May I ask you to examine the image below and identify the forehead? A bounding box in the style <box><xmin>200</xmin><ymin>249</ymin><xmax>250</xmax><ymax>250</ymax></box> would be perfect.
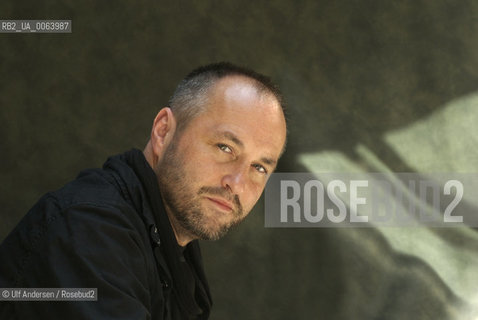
<box><xmin>191</xmin><ymin>76</ymin><xmax>287</xmax><ymax>157</ymax></box>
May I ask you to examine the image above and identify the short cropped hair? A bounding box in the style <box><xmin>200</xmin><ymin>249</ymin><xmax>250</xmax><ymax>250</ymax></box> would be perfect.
<box><xmin>168</xmin><ymin>62</ymin><xmax>286</xmax><ymax>133</ymax></box>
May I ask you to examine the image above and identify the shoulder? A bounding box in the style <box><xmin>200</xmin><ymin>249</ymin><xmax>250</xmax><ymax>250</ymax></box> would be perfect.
<box><xmin>22</xmin><ymin>167</ymin><xmax>146</xmax><ymax>245</ymax></box>
<box><xmin>54</xmin><ymin>167</ymin><xmax>129</xmax><ymax>210</ymax></box>
<box><xmin>0</xmin><ymin>167</ymin><xmax>155</xmax><ymax>287</ymax></box>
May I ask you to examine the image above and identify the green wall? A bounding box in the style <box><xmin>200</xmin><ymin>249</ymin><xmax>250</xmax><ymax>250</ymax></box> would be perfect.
<box><xmin>1</xmin><ymin>1</ymin><xmax>477</xmax><ymax>319</ymax></box>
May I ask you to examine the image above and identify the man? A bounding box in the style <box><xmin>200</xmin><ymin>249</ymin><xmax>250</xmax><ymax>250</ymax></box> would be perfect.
<box><xmin>0</xmin><ymin>62</ymin><xmax>287</xmax><ymax>319</ymax></box>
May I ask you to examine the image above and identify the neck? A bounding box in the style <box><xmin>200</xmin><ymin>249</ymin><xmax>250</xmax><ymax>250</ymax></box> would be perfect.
<box><xmin>163</xmin><ymin>204</ymin><xmax>196</xmax><ymax>247</ymax></box>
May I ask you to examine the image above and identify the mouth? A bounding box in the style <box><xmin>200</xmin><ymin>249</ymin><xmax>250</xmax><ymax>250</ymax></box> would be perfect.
<box><xmin>206</xmin><ymin>197</ymin><xmax>233</xmax><ymax>212</ymax></box>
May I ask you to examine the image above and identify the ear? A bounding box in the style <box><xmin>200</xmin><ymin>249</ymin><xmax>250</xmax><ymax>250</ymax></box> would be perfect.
<box><xmin>150</xmin><ymin>107</ymin><xmax>177</xmax><ymax>160</ymax></box>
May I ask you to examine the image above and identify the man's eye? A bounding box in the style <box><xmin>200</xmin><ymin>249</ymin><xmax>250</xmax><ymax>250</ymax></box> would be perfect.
<box><xmin>218</xmin><ymin>144</ymin><xmax>232</xmax><ymax>153</ymax></box>
<box><xmin>253</xmin><ymin>164</ymin><xmax>267</xmax><ymax>174</ymax></box>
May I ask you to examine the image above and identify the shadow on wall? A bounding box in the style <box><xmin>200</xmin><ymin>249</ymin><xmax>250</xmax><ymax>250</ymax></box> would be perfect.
<box><xmin>245</xmin><ymin>90</ymin><xmax>478</xmax><ymax>319</ymax></box>
<box><xmin>272</xmin><ymin>1</ymin><xmax>478</xmax><ymax>173</ymax></box>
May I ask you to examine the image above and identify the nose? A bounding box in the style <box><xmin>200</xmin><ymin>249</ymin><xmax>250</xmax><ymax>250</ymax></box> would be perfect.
<box><xmin>221</xmin><ymin>164</ymin><xmax>248</xmax><ymax>196</ymax></box>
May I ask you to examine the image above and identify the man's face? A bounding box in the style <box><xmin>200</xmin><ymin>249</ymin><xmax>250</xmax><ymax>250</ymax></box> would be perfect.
<box><xmin>156</xmin><ymin>76</ymin><xmax>286</xmax><ymax>241</ymax></box>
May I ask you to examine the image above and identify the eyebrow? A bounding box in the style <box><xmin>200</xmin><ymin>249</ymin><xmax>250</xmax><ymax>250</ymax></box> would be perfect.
<box><xmin>216</xmin><ymin>131</ymin><xmax>278</xmax><ymax>168</ymax></box>
<box><xmin>261</xmin><ymin>157</ymin><xmax>277</xmax><ymax>166</ymax></box>
<box><xmin>220</xmin><ymin>131</ymin><xmax>244</xmax><ymax>148</ymax></box>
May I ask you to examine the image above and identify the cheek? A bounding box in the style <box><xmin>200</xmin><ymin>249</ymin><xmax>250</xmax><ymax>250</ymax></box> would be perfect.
<box><xmin>176</xmin><ymin>139</ymin><xmax>213</xmax><ymax>179</ymax></box>
<box><xmin>243</xmin><ymin>184</ymin><xmax>266</xmax><ymax>210</ymax></box>
<box><xmin>181</xmin><ymin>154</ymin><xmax>223</xmax><ymax>187</ymax></box>
<box><xmin>180</xmin><ymin>147</ymin><xmax>229</xmax><ymax>185</ymax></box>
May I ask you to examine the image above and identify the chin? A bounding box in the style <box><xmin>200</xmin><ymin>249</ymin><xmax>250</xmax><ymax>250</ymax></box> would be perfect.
<box><xmin>198</xmin><ymin>220</ymin><xmax>231</xmax><ymax>241</ymax></box>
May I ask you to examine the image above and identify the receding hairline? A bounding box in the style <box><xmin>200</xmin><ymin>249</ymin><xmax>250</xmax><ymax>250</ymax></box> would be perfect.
<box><xmin>169</xmin><ymin>62</ymin><xmax>285</xmax><ymax>111</ymax></box>
<box><xmin>203</xmin><ymin>74</ymin><xmax>283</xmax><ymax>107</ymax></box>
<box><xmin>171</xmin><ymin>74</ymin><xmax>284</xmax><ymax>129</ymax></box>
<box><xmin>167</xmin><ymin>62</ymin><xmax>288</xmax><ymax>152</ymax></box>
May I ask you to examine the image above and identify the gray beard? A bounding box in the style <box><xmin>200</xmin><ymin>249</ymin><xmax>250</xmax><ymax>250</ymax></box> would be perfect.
<box><xmin>155</xmin><ymin>142</ymin><xmax>244</xmax><ymax>241</ymax></box>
